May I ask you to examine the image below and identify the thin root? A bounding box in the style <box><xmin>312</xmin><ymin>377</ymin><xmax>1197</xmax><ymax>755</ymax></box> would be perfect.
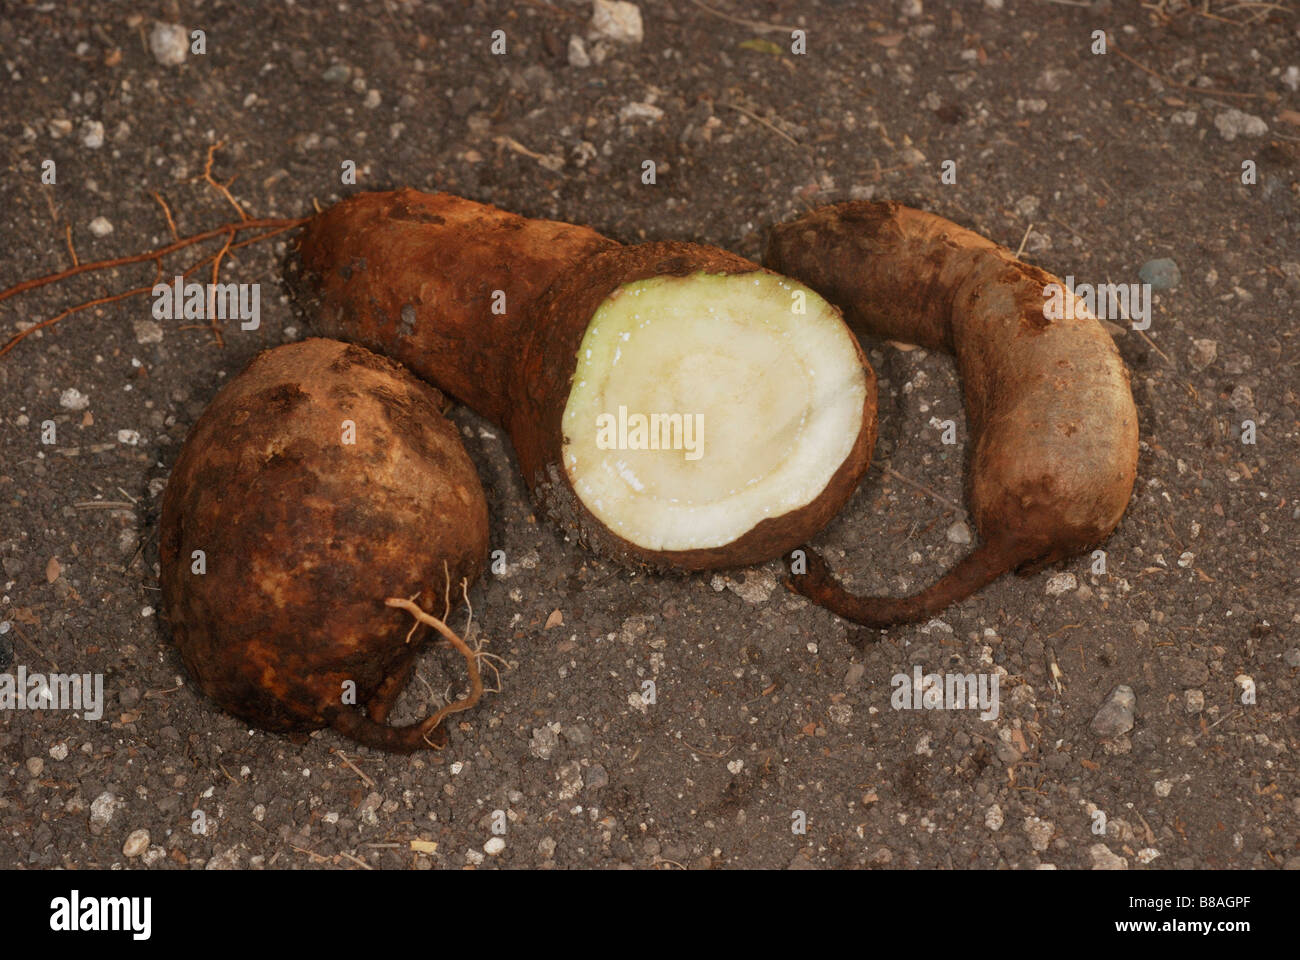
<box><xmin>151</xmin><ymin>190</ymin><xmax>180</xmax><ymax>241</ymax></box>
<box><xmin>201</xmin><ymin>141</ymin><xmax>249</xmax><ymax>221</ymax></box>
<box><xmin>385</xmin><ymin>595</ymin><xmax>487</xmax><ymax>745</ymax></box>
<box><xmin>0</xmin><ymin>220</ymin><xmax>302</xmax><ymax>360</ymax></box>
<box><xmin>0</xmin><ymin>216</ymin><xmax>305</xmax><ymax>307</ymax></box>
<box><xmin>207</xmin><ymin>230</ymin><xmax>236</xmax><ymax>347</ymax></box>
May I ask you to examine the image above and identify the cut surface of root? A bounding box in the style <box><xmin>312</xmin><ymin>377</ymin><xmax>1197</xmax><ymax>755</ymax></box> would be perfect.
<box><xmin>561</xmin><ymin>271</ymin><xmax>869</xmax><ymax>552</ymax></box>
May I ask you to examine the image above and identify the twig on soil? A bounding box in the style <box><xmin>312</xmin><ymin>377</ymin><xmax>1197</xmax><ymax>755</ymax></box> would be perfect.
<box><xmin>688</xmin><ymin>0</ymin><xmax>798</xmax><ymax>34</ymax></box>
<box><xmin>9</xmin><ymin>621</ymin><xmax>58</xmax><ymax>671</ymax></box>
<box><xmin>520</xmin><ymin>0</ymin><xmax>580</xmax><ymax>18</ymax></box>
<box><xmin>879</xmin><ymin>464</ymin><xmax>967</xmax><ymax>518</ymax></box>
<box><xmin>331</xmin><ymin>749</ymin><xmax>376</xmax><ymax>789</ymax></box>
<box><xmin>1112</xmin><ymin>46</ymin><xmax>1270</xmax><ymax>99</ymax></box>
<box><xmin>288</xmin><ymin>844</ymin><xmax>331</xmax><ymax>865</ymax></box>
<box><xmin>1136</xmin><ymin>327</ymin><xmax>1173</xmax><ymax>365</ymax></box>
<box><xmin>721</xmin><ymin>101</ymin><xmax>801</xmax><ymax>147</ymax></box>
<box><xmin>338</xmin><ymin>851</ymin><xmax>373</xmax><ymax>870</ymax></box>
<box><xmin>1015</xmin><ymin>222</ymin><xmax>1035</xmax><ymax>259</ymax></box>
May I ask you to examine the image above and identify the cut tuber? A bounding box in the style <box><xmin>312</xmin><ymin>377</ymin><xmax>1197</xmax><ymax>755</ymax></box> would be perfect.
<box><xmin>291</xmin><ymin>189</ymin><xmax>877</xmax><ymax>571</ymax></box>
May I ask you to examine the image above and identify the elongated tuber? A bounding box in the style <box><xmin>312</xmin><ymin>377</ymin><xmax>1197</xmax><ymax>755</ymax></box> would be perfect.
<box><xmin>766</xmin><ymin>201</ymin><xmax>1139</xmax><ymax>627</ymax></box>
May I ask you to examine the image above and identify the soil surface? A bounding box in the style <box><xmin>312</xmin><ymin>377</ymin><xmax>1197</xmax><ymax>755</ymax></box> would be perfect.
<box><xmin>1</xmin><ymin>1</ymin><xmax>1297</xmax><ymax>870</ymax></box>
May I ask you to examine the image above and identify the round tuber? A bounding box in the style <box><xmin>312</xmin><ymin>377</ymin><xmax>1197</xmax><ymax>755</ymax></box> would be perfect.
<box><xmin>159</xmin><ymin>338</ymin><xmax>490</xmax><ymax>751</ymax></box>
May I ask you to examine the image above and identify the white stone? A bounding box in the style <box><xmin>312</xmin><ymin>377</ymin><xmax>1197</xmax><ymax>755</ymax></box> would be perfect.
<box><xmin>568</xmin><ymin>36</ymin><xmax>591</xmax><ymax>68</ymax></box>
<box><xmin>589</xmin><ymin>1</ymin><xmax>643</xmax><ymax>45</ymax></box>
<box><xmin>60</xmin><ymin>388</ymin><xmax>90</xmax><ymax>410</ymax></box>
<box><xmin>81</xmin><ymin>120</ymin><xmax>104</xmax><ymax>149</ymax></box>
<box><xmin>1045</xmin><ymin>572</ymin><xmax>1077</xmax><ymax>596</ymax></box>
<box><xmin>1214</xmin><ymin>109</ymin><xmax>1267</xmax><ymax>141</ymax></box>
<box><xmin>123</xmin><ymin>829</ymin><xmax>150</xmax><ymax>858</ymax></box>
<box><xmin>150</xmin><ymin>22</ymin><xmax>189</xmax><ymax>66</ymax></box>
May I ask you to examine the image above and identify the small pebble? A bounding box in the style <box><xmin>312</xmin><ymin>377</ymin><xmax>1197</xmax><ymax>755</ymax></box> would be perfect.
<box><xmin>149</xmin><ymin>22</ymin><xmax>189</xmax><ymax>66</ymax></box>
<box><xmin>483</xmin><ymin>837</ymin><xmax>505</xmax><ymax>856</ymax></box>
<box><xmin>134</xmin><ymin>319</ymin><xmax>164</xmax><ymax>344</ymax></box>
<box><xmin>946</xmin><ymin>520</ymin><xmax>972</xmax><ymax>544</ymax></box>
<box><xmin>1045</xmin><ymin>572</ymin><xmax>1077</xmax><ymax>596</ymax></box>
<box><xmin>585</xmin><ymin>764</ymin><xmax>609</xmax><ymax>790</ymax></box>
<box><xmin>1090</xmin><ymin>844</ymin><xmax>1128</xmax><ymax>870</ymax></box>
<box><xmin>985</xmin><ymin>804</ymin><xmax>1004</xmax><ymax>830</ymax></box>
<box><xmin>89</xmin><ymin>791</ymin><xmax>119</xmax><ymax>830</ymax></box>
<box><xmin>60</xmin><ymin>388</ymin><xmax>90</xmax><ymax>410</ymax></box>
<box><xmin>89</xmin><ymin>216</ymin><xmax>113</xmax><ymax>238</ymax></box>
<box><xmin>26</xmin><ymin>757</ymin><xmax>44</xmax><ymax>777</ymax></box>
<box><xmin>619</xmin><ymin>101</ymin><xmax>664</xmax><ymax>124</ymax></box>
<box><xmin>567</xmin><ymin>36</ymin><xmax>591</xmax><ymax>68</ymax></box>
<box><xmin>1091</xmin><ymin>684</ymin><xmax>1136</xmax><ymax>739</ymax></box>
<box><xmin>1213</xmin><ymin>108</ymin><xmax>1267</xmax><ymax>141</ymax></box>
<box><xmin>589</xmin><ymin>0</ymin><xmax>643</xmax><ymax>44</ymax></box>
<box><xmin>1138</xmin><ymin>258</ymin><xmax>1180</xmax><ymax>290</ymax></box>
<box><xmin>123</xmin><ymin>829</ymin><xmax>150</xmax><ymax>858</ymax></box>
<box><xmin>1189</xmin><ymin>338</ymin><xmax>1217</xmax><ymax>370</ymax></box>
<box><xmin>80</xmin><ymin>120</ymin><xmax>104</xmax><ymax>149</ymax></box>
<box><xmin>1023</xmin><ymin>817</ymin><xmax>1054</xmax><ymax>852</ymax></box>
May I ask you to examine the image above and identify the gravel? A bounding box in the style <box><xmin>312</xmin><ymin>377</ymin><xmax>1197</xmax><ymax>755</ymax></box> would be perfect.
<box><xmin>1</xmin><ymin>0</ymin><xmax>1294</xmax><ymax>875</ymax></box>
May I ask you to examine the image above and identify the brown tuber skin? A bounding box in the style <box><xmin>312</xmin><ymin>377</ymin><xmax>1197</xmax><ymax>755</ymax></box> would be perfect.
<box><xmin>289</xmin><ymin>188</ymin><xmax>616</xmax><ymax>427</ymax></box>
<box><xmin>159</xmin><ymin>338</ymin><xmax>490</xmax><ymax>752</ymax></box>
<box><xmin>766</xmin><ymin>201</ymin><xmax>1139</xmax><ymax>627</ymax></box>
<box><xmin>292</xmin><ymin>189</ymin><xmax>877</xmax><ymax>572</ymax></box>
